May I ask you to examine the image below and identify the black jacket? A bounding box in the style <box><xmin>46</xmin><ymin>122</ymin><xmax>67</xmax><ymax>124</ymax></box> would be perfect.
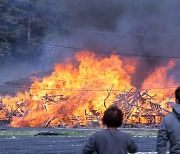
<box><xmin>157</xmin><ymin>104</ymin><xmax>180</xmax><ymax>154</ymax></box>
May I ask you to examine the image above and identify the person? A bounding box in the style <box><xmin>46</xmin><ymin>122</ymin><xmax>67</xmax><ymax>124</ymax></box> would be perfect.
<box><xmin>82</xmin><ymin>106</ymin><xmax>138</xmax><ymax>154</ymax></box>
<box><xmin>157</xmin><ymin>87</ymin><xmax>180</xmax><ymax>154</ymax></box>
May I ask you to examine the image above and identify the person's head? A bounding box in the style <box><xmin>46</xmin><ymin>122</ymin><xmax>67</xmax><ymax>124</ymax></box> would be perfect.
<box><xmin>175</xmin><ymin>87</ymin><xmax>180</xmax><ymax>104</ymax></box>
<box><xmin>102</xmin><ymin>105</ymin><xmax>123</xmax><ymax>128</ymax></box>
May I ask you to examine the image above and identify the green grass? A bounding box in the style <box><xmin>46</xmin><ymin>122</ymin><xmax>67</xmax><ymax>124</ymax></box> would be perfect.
<box><xmin>122</xmin><ymin>130</ymin><xmax>157</xmax><ymax>137</ymax></box>
<box><xmin>0</xmin><ymin>131</ymin><xmax>91</xmax><ymax>136</ymax></box>
<box><xmin>0</xmin><ymin>131</ymin><xmax>37</xmax><ymax>136</ymax></box>
<box><xmin>0</xmin><ymin>129</ymin><xmax>158</xmax><ymax>137</ymax></box>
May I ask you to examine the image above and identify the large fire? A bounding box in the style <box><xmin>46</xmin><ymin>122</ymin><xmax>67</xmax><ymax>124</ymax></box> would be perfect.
<box><xmin>0</xmin><ymin>51</ymin><xmax>178</xmax><ymax>127</ymax></box>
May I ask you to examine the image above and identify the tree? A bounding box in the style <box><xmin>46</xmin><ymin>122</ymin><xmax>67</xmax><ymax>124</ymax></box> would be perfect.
<box><xmin>0</xmin><ymin>0</ymin><xmax>63</xmax><ymax>63</ymax></box>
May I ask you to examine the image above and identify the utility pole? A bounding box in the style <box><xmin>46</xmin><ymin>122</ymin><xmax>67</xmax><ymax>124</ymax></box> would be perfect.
<box><xmin>28</xmin><ymin>14</ymin><xmax>31</xmax><ymax>42</ymax></box>
<box><xmin>27</xmin><ymin>14</ymin><xmax>31</xmax><ymax>73</ymax></box>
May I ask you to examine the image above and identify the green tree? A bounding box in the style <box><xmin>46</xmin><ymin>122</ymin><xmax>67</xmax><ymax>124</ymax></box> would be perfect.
<box><xmin>0</xmin><ymin>0</ymin><xmax>28</xmax><ymax>58</ymax></box>
<box><xmin>0</xmin><ymin>0</ymin><xmax>61</xmax><ymax>62</ymax></box>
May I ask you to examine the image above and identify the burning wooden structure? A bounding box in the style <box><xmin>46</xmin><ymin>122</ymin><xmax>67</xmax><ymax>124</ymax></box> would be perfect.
<box><xmin>112</xmin><ymin>89</ymin><xmax>173</xmax><ymax>125</ymax></box>
<box><xmin>0</xmin><ymin>88</ymin><xmax>174</xmax><ymax>127</ymax></box>
<box><xmin>63</xmin><ymin>88</ymin><xmax>174</xmax><ymax>127</ymax></box>
<box><xmin>0</xmin><ymin>51</ymin><xmax>177</xmax><ymax>127</ymax></box>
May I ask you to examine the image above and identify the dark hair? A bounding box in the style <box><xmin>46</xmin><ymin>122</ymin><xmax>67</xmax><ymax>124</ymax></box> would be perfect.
<box><xmin>175</xmin><ymin>87</ymin><xmax>180</xmax><ymax>104</ymax></box>
<box><xmin>102</xmin><ymin>106</ymin><xmax>123</xmax><ymax>128</ymax></box>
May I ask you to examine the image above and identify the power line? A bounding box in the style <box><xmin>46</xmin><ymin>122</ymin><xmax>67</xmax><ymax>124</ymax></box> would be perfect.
<box><xmin>1</xmin><ymin>78</ymin><xmax>180</xmax><ymax>87</ymax></box>
<box><xmin>2</xmin><ymin>17</ymin><xmax>180</xmax><ymax>37</ymax></box>
<box><xmin>29</xmin><ymin>24</ymin><xmax>180</xmax><ymax>36</ymax></box>
<box><xmin>0</xmin><ymin>85</ymin><xmax>178</xmax><ymax>91</ymax></box>
<box><xmin>3</xmin><ymin>35</ymin><xmax>180</xmax><ymax>59</ymax></box>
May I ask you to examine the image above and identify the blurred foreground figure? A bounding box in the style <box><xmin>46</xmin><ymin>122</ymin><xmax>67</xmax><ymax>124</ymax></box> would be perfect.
<box><xmin>82</xmin><ymin>106</ymin><xmax>138</xmax><ymax>154</ymax></box>
<box><xmin>157</xmin><ymin>87</ymin><xmax>180</xmax><ymax>154</ymax></box>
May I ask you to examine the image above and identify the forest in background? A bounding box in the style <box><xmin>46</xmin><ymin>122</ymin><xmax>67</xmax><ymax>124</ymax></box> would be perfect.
<box><xmin>0</xmin><ymin>0</ymin><xmax>61</xmax><ymax>62</ymax></box>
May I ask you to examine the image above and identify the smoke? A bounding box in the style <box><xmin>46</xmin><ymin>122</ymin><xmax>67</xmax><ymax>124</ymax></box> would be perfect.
<box><xmin>48</xmin><ymin>0</ymin><xmax>180</xmax><ymax>54</ymax></box>
<box><xmin>0</xmin><ymin>60</ymin><xmax>34</xmax><ymax>84</ymax></box>
<box><xmin>1</xmin><ymin>0</ymin><xmax>180</xmax><ymax>86</ymax></box>
<box><xmin>39</xmin><ymin>0</ymin><xmax>180</xmax><ymax>88</ymax></box>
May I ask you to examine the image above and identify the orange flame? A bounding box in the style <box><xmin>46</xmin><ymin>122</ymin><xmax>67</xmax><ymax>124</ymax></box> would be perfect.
<box><xmin>0</xmin><ymin>51</ymin><xmax>178</xmax><ymax>127</ymax></box>
<box><xmin>142</xmin><ymin>60</ymin><xmax>177</xmax><ymax>107</ymax></box>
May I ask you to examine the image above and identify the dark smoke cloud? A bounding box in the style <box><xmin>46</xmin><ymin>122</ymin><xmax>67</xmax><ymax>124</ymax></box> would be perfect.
<box><xmin>40</xmin><ymin>0</ymin><xmax>180</xmax><ymax>88</ymax></box>
<box><xmin>52</xmin><ymin>0</ymin><xmax>180</xmax><ymax>54</ymax></box>
<box><xmin>2</xmin><ymin>0</ymin><xmax>180</xmax><ymax>86</ymax></box>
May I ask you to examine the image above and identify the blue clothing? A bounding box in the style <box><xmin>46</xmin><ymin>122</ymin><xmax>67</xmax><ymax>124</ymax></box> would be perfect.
<box><xmin>82</xmin><ymin>129</ymin><xmax>138</xmax><ymax>154</ymax></box>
